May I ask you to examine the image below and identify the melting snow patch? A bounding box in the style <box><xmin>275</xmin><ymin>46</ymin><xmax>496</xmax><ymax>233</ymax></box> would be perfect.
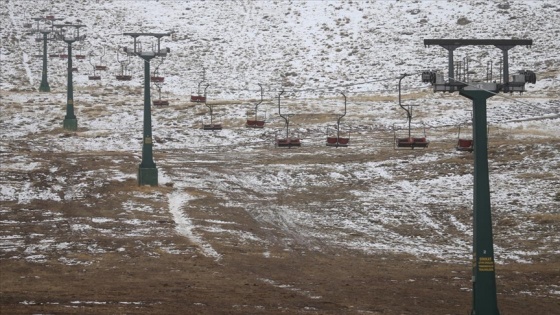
<box><xmin>168</xmin><ymin>189</ymin><xmax>222</xmax><ymax>260</ymax></box>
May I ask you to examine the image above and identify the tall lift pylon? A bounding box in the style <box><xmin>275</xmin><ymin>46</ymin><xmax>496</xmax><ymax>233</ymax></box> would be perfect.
<box><xmin>423</xmin><ymin>38</ymin><xmax>536</xmax><ymax>315</ymax></box>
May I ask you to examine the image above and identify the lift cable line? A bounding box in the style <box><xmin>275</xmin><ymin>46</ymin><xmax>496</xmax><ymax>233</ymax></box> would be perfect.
<box><xmin>204</xmin><ymin>75</ymin><xmax>405</xmax><ymax>94</ymax></box>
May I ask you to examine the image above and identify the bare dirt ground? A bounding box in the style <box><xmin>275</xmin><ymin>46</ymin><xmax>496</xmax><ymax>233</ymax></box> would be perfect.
<box><xmin>1</xmin><ymin>89</ymin><xmax>559</xmax><ymax>314</ymax></box>
<box><xmin>1</xmin><ymin>144</ymin><xmax>559</xmax><ymax>314</ymax></box>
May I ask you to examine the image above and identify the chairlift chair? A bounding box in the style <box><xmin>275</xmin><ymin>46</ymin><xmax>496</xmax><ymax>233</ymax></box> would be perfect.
<box><xmin>394</xmin><ymin>73</ymin><xmax>429</xmax><ymax>149</ymax></box>
<box><xmin>115</xmin><ymin>47</ymin><xmax>132</xmax><ymax>81</ymax></box>
<box><xmin>191</xmin><ymin>68</ymin><xmax>207</xmax><ymax>102</ymax></box>
<box><xmin>201</xmin><ymin>85</ymin><xmax>222</xmax><ymax>130</ymax></box>
<box><xmin>75</xmin><ymin>45</ymin><xmax>86</xmax><ymax>60</ymax></box>
<box><xmin>275</xmin><ymin>90</ymin><xmax>301</xmax><ymax>147</ymax></box>
<box><xmin>152</xmin><ymin>82</ymin><xmax>169</xmax><ymax>107</ymax></box>
<box><xmin>456</xmin><ymin>112</ymin><xmax>474</xmax><ymax>152</ymax></box>
<box><xmin>326</xmin><ymin>92</ymin><xmax>350</xmax><ymax>147</ymax></box>
<box><xmin>394</xmin><ymin>122</ymin><xmax>429</xmax><ymax>149</ymax></box>
<box><xmin>87</xmin><ymin>53</ymin><xmax>101</xmax><ymax>80</ymax></box>
<box><xmin>246</xmin><ymin>83</ymin><xmax>266</xmax><ymax>128</ymax></box>
<box><xmin>190</xmin><ymin>80</ymin><xmax>207</xmax><ymax>102</ymax></box>
<box><xmin>150</xmin><ymin>57</ymin><xmax>164</xmax><ymax>82</ymax></box>
<box><xmin>94</xmin><ymin>47</ymin><xmax>107</xmax><ymax>71</ymax></box>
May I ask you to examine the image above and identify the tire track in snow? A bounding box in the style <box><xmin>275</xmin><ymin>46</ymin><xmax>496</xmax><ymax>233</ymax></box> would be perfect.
<box><xmin>168</xmin><ymin>189</ymin><xmax>222</xmax><ymax>261</ymax></box>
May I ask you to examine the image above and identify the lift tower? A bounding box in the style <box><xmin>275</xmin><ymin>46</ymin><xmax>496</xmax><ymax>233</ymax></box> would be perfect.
<box><xmin>29</xmin><ymin>16</ymin><xmax>63</xmax><ymax>92</ymax></box>
<box><xmin>53</xmin><ymin>23</ymin><xmax>86</xmax><ymax>131</ymax></box>
<box><xmin>123</xmin><ymin>32</ymin><xmax>172</xmax><ymax>186</ymax></box>
<box><xmin>422</xmin><ymin>39</ymin><xmax>535</xmax><ymax>315</ymax></box>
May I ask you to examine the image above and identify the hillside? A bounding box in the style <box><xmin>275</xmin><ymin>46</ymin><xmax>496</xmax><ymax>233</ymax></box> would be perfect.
<box><xmin>1</xmin><ymin>0</ymin><xmax>559</xmax><ymax>314</ymax></box>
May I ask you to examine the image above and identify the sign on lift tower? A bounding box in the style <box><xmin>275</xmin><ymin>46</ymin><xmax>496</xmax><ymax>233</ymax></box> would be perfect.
<box><xmin>422</xmin><ymin>39</ymin><xmax>536</xmax><ymax>315</ymax></box>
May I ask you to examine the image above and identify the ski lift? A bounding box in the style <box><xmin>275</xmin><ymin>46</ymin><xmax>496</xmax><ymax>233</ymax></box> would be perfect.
<box><xmin>191</xmin><ymin>80</ymin><xmax>207</xmax><ymax>103</ymax></box>
<box><xmin>275</xmin><ymin>90</ymin><xmax>301</xmax><ymax>147</ymax></box>
<box><xmin>394</xmin><ymin>73</ymin><xmax>429</xmax><ymax>149</ymax></box>
<box><xmin>75</xmin><ymin>44</ymin><xmax>86</xmax><ymax>60</ymax></box>
<box><xmin>150</xmin><ymin>58</ymin><xmax>164</xmax><ymax>82</ymax></box>
<box><xmin>201</xmin><ymin>85</ymin><xmax>222</xmax><ymax>130</ymax></box>
<box><xmin>87</xmin><ymin>53</ymin><xmax>101</xmax><ymax>80</ymax></box>
<box><xmin>93</xmin><ymin>47</ymin><xmax>107</xmax><ymax>71</ymax></box>
<box><xmin>456</xmin><ymin>111</ymin><xmax>474</xmax><ymax>152</ymax></box>
<box><xmin>115</xmin><ymin>47</ymin><xmax>132</xmax><ymax>81</ymax></box>
<box><xmin>326</xmin><ymin>92</ymin><xmax>350</xmax><ymax>147</ymax></box>
<box><xmin>246</xmin><ymin>83</ymin><xmax>266</xmax><ymax>128</ymax></box>
<box><xmin>32</xmin><ymin>43</ymin><xmax>43</xmax><ymax>58</ymax></box>
<box><xmin>191</xmin><ymin>68</ymin><xmax>207</xmax><ymax>102</ymax></box>
<box><xmin>152</xmin><ymin>81</ymin><xmax>169</xmax><ymax>107</ymax></box>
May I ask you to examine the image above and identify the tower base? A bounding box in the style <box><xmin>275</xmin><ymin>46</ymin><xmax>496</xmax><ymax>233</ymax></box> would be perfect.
<box><xmin>138</xmin><ymin>166</ymin><xmax>158</xmax><ymax>186</ymax></box>
<box><xmin>63</xmin><ymin>118</ymin><xmax>77</xmax><ymax>131</ymax></box>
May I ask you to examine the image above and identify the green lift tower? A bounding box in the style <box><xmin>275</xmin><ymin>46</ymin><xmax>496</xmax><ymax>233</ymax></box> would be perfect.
<box><xmin>53</xmin><ymin>23</ymin><xmax>87</xmax><ymax>131</ymax></box>
<box><xmin>422</xmin><ymin>39</ymin><xmax>536</xmax><ymax>315</ymax></box>
<box><xmin>123</xmin><ymin>32</ymin><xmax>172</xmax><ymax>186</ymax></box>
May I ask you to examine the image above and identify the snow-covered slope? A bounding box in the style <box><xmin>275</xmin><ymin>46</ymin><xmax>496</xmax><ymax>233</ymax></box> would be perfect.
<box><xmin>2</xmin><ymin>0</ymin><xmax>559</xmax><ymax>99</ymax></box>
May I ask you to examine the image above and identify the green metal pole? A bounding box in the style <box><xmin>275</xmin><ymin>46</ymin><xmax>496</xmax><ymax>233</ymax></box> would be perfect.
<box><xmin>39</xmin><ymin>32</ymin><xmax>50</xmax><ymax>92</ymax></box>
<box><xmin>460</xmin><ymin>89</ymin><xmax>500</xmax><ymax>315</ymax></box>
<box><xmin>138</xmin><ymin>54</ymin><xmax>158</xmax><ymax>186</ymax></box>
<box><xmin>63</xmin><ymin>40</ymin><xmax>77</xmax><ymax>131</ymax></box>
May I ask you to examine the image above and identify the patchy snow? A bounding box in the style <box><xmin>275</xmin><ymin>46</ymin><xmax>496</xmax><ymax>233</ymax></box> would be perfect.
<box><xmin>168</xmin><ymin>189</ymin><xmax>222</xmax><ymax>261</ymax></box>
<box><xmin>0</xmin><ymin>0</ymin><xmax>558</xmax><ymax>290</ymax></box>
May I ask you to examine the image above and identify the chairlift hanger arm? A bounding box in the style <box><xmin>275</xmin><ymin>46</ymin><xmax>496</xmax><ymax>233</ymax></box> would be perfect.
<box><xmin>338</xmin><ymin>92</ymin><xmax>347</xmax><ymax>124</ymax></box>
<box><xmin>398</xmin><ymin>73</ymin><xmax>412</xmax><ymax>120</ymax></box>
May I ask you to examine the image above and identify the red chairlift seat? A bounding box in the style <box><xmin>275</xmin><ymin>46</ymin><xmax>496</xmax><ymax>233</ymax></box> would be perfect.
<box><xmin>46</xmin><ymin>15</ymin><xmax>55</xmax><ymax>20</ymax></box>
<box><xmin>49</xmin><ymin>53</ymin><xmax>59</xmax><ymax>58</ymax></box>
<box><xmin>203</xmin><ymin>123</ymin><xmax>222</xmax><ymax>131</ymax></box>
<box><xmin>326</xmin><ymin>137</ymin><xmax>338</xmax><ymax>145</ymax></box>
<box><xmin>151</xmin><ymin>76</ymin><xmax>164</xmax><ymax>83</ymax></box>
<box><xmin>153</xmin><ymin>100</ymin><xmax>170</xmax><ymax>107</ymax></box>
<box><xmin>276</xmin><ymin>138</ymin><xmax>301</xmax><ymax>147</ymax></box>
<box><xmin>456</xmin><ymin>139</ymin><xmax>473</xmax><ymax>152</ymax></box>
<box><xmin>88</xmin><ymin>75</ymin><xmax>101</xmax><ymax>80</ymax></box>
<box><xmin>326</xmin><ymin>136</ymin><xmax>350</xmax><ymax>147</ymax></box>
<box><xmin>246</xmin><ymin>119</ymin><xmax>265</xmax><ymax>128</ymax></box>
<box><xmin>95</xmin><ymin>65</ymin><xmax>107</xmax><ymax>71</ymax></box>
<box><xmin>190</xmin><ymin>95</ymin><xmax>206</xmax><ymax>103</ymax></box>
<box><xmin>59</xmin><ymin>54</ymin><xmax>68</xmax><ymax>59</ymax></box>
<box><xmin>75</xmin><ymin>54</ymin><xmax>86</xmax><ymax>60</ymax></box>
<box><xmin>116</xmin><ymin>75</ymin><xmax>132</xmax><ymax>81</ymax></box>
<box><xmin>338</xmin><ymin>137</ymin><xmax>350</xmax><ymax>145</ymax></box>
<box><xmin>397</xmin><ymin>137</ymin><xmax>429</xmax><ymax>148</ymax></box>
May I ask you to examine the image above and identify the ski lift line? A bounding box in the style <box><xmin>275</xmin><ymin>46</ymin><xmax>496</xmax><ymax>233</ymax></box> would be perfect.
<box><xmin>195</xmin><ymin>76</ymin><xmax>404</xmax><ymax>95</ymax></box>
